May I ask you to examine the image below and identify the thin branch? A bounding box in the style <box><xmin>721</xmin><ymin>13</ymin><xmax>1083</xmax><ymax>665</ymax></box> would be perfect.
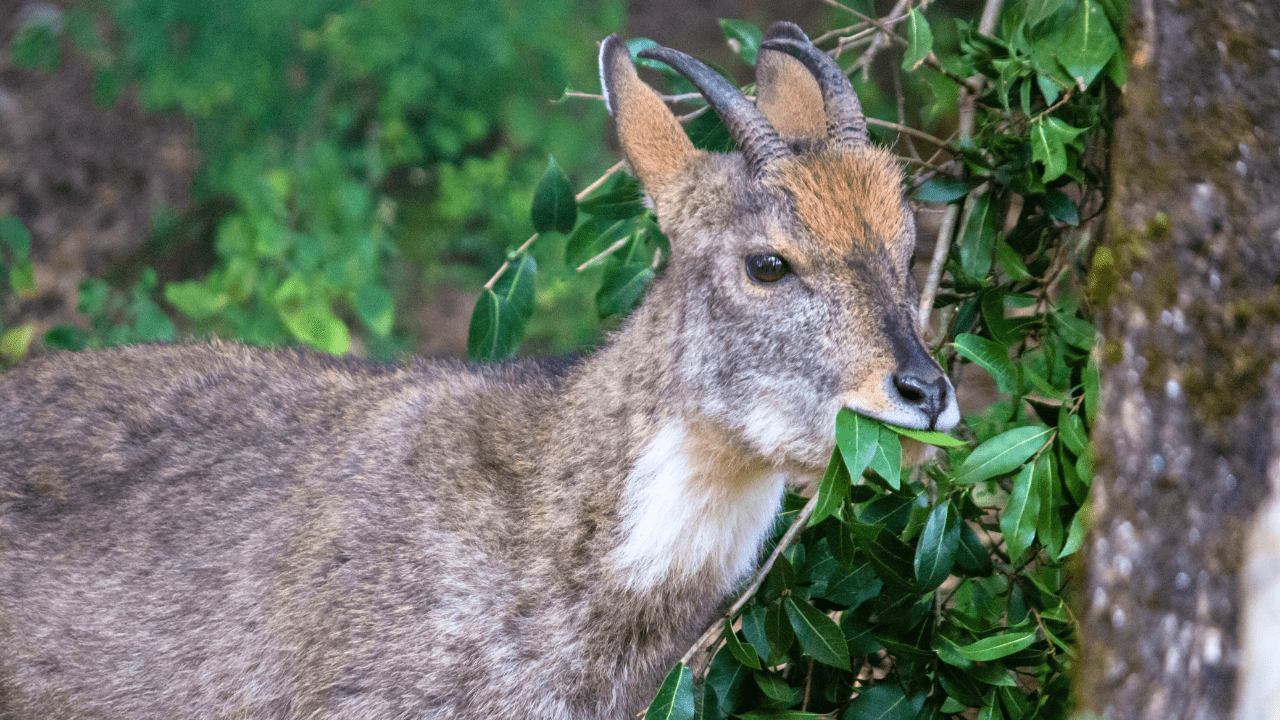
<box><xmin>678</xmin><ymin>492</ymin><xmax>821</xmax><ymax>667</ymax></box>
<box><xmin>918</xmin><ymin>41</ymin><xmax>986</xmax><ymax>335</ymax></box>
<box><xmin>576</xmin><ymin>235</ymin><xmax>631</xmax><ymax>273</ymax></box>
<box><xmin>864</xmin><ymin>117</ymin><xmax>952</xmax><ymax>150</ymax></box>
<box><xmin>891</xmin><ymin>62</ymin><xmax>919</xmax><ymax>161</ymax></box>
<box><xmin>483</xmin><ymin>160</ymin><xmax>626</xmax><ymax>290</ymax></box>
<box><xmin>564</xmin><ymin>91</ymin><xmax>706</xmax><ymax>104</ymax></box>
<box><xmin>918</xmin><ymin>197</ymin><xmax>963</xmax><ymax>326</ymax></box>
<box><xmin>812</xmin><ymin>22</ymin><xmax>871</xmax><ymax>46</ymax></box>
<box><xmin>978</xmin><ymin>0</ymin><xmax>1005</xmax><ymax>35</ymax></box>
<box><xmin>852</xmin><ymin>0</ymin><xmax>914</xmax><ymax>76</ymax></box>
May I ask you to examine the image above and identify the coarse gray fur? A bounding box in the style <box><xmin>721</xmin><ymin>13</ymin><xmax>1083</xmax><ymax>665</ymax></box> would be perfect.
<box><xmin>0</xmin><ymin>24</ymin><xmax>958</xmax><ymax>720</ymax></box>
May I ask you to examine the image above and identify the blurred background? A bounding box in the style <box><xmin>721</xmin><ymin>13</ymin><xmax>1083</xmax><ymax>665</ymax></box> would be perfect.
<box><xmin>0</xmin><ymin>0</ymin><xmax>975</xmax><ymax>362</ymax></box>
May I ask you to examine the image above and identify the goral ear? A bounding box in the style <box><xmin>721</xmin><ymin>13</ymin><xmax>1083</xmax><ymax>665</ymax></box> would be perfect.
<box><xmin>755</xmin><ymin>22</ymin><xmax>826</xmax><ymax>144</ymax></box>
<box><xmin>598</xmin><ymin>35</ymin><xmax>699</xmax><ymax>198</ymax></box>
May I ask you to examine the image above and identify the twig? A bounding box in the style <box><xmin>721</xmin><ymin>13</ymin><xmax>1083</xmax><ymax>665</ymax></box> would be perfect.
<box><xmin>1032</xmin><ymin>87</ymin><xmax>1075</xmax><ymax>121</ymax></box>
<box><xmin>852</xmin><ymin>0</ymin><xmax>914</xmax><ymax>76</ymax></box>
<box><xmin>978</xmin><ymin>0</ymin><xmax>1005</xmax><ymax>35</ymax></box>
<box><xmin>864</xmin><ymin>118</ymin><xmax>952</xmax><ymax>150</ymax></box>
<box><xmin>678</xmin><ymin>492</ymin><xmax>821</xmax><ymax>667</ymax></box>
<box><xmin>564</xmin><ymin>91</ymin><xmax>706</xmax><ymax>104</ymax></box>
<box><xmin>812</xmin><ymin>22</ymin><xmax>871</xmax><ymax>46</ymax></box>
<box><xmin>576</xmin><ymin>236</ymin><xmax>631</xmax><ymax>273</ymax></box>
<box><xmin>917</xmin><ymin>197</ymin><xmax>963</xmax><ymax>327</ymax></box>
<box><xmin>482</xmin><ymin>160</ymin><xmax>625</xmax><ymax>290</ymax></box>
<box><xmin>891</xmin><ymin>63</ymin><xmax>919</xmax><ymax>161</ymax></box>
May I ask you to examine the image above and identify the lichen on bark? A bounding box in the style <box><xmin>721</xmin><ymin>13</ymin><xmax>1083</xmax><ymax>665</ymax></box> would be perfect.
<box><xmin>1079</xmin><ymin>0</ymin><xmax>1280</xmax><ymax>717</ymax></box>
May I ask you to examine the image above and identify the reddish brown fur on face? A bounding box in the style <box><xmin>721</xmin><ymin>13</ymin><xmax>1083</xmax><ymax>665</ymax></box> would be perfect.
<box><xmin>775</xmin><ymin>147</ymin><xmax>908</xmax><ymax>254</ymax></box>
<box><xmin>755</xmin><ymin>50</ymin><xmax>826</xmax><ymax>142</ymax></box>
<box><xmin>602</xmin><ymin>40</ymin><xmax>699</xmax><ymax>194</ymax></box>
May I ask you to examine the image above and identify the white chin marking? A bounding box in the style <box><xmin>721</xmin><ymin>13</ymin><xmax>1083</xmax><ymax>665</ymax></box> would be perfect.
<box><xmin>609</xmin><ymin>422</ymin><xmax>786</xmax><ymax>593</ymax></box>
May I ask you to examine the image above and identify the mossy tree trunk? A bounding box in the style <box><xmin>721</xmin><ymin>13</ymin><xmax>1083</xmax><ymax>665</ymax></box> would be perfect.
<box><xmin>1079</xmin><ymin>0</ymin><xmax>1280</xmax><ymax>716</ymax></box>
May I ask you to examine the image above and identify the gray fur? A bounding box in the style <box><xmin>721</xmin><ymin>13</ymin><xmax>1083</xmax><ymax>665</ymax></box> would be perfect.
<box><xmin>0</xmin><ymin>32</ymin><xmax>957</xmax><ymax>720</ymax></box>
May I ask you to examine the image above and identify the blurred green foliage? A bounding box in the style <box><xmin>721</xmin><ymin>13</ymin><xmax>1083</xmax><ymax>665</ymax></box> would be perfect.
<box><xmin>22</xmin><ymin>0</ymin><xmax>619</xmax><ymax>357</ymax></box>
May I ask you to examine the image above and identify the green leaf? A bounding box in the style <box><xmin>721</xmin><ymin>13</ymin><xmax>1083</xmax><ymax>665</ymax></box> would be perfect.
<box><xmin>954</xmin><ymin>517</ymin><xmax>995</xmax><ymax>576</ymax></box>
<box><xmin>1037</xmin><ymin>453</ymin><xmax>1065</xmax><ymax>558</ymax></box>
<box><xmin>753</xmin><ymin>672</ymin><xmax>801</xmax><ymax>704</ymax></box>
<box><xmin>1058</xmin><ymin>507</ymin><xmax>1088</xmax><ymax>559</ymax></box>
<box><xmin>932</xmin><ymin>632</ymin><xmax>972</xmax><ymax>668</ymax></box>
<box><xmin>467</xmin><ymin>254</ymin><xmax>537</xmax><ymax>362</ymax></box>
<box><xmin>1058</xmin><ymin>443</ymin><xmax>1087</xmax><ymax>504</ymax></box>
<box><xmin>784</xmin><ymin>596</ymin><xmax>852</xmax><ymax>670</ymax></box>
<box><xmin>913</xmin><ymin>177</ymin><xmax>970</xmax><ymax>203</ymax></box>
<box><xmin>960</xmin><ymin>192</ymin><xmax>997</xmax><ymax>280</ymax></box>
<box><xmin>1055</xmin><ymin>313</ymin><xmax>1095</xmax><ymax>350</ymax></box>
<box><xmin>0</xmin><ymin>216</ymin><xmax>34</xmax><ymax>293</ymax></box>
<box><xmin>719</xmin><ymin>19</ymin><xmax>762</xmax><ymax>65</ymax></box>
<box><xmin>596</xmin><ymin>260</ymin><xmax>653</xmax><ymax>317</ymax></box>
<box><xmin>763</xmin><ymin>601</ymin><xmax>795</xmax><ymax>665</ymax></box>
<box><xmin>579</xmin><ymin>173</ymin><xmax>646</xmax><ymax>220</ymax></box>
<box><xmin>914</xmin><ymin>502</ymin><xmax>961</xmax><ymax>590</ymax></box>
<box><xmin>647</xmin><ymin>664</ymin><xmax>696</xmax><ymax>720</ymax></box>
<box><xmin>1054</xmin><ymin>0</ymin><xmax>1120</xmax><ymax>90</ymax></box>
<box><xmin>44</xmin><ymin>324</ymin><xmax>88</xmax><ymax>351</ymax></box>
<box><xmin>995</xmin><ymin>241</ymin><xmax>1032</xmax><ymax>281</ymax></box>
<box><xmin>0</xmin><ymin>216</ymin><xmax>31</xmax><ymax>260</ymax></box>
<box><xmin>836</xmin><ymin>409</ymin><xmax>880</xmax><ymax>479</ymax></box>
<box><xmin>1084</xmin><ymin>355</ymin><xmax>1100</xmax><ymax>423</ymax></box>
<box><xmin>741</xmin><ymin>604</ymin><xmax>771</xmax><ymax>663</ymax></box>
<box><xmin>273</xmin><ymin>275</ymin><xmax>349</xmax><ymax>354</ymax></box>
<box><xmin>812</xmin><ymin>449</ymin><xmax>852</xmax><ymax>526</ymax></box>
<box><xmin>0</xmin><ymin>323</ymin><xmax>34</xmax><ymax>361</ymax></box>
<box><xmin>885</xmin><ymin>423</ymin><xmax>966</xmax><ymax>447</ymax></box>
<box><xmin>165</xmin><ymin>281</ymin><xmax>227</xmax><ymax>321</ymax></box>
<box><xmin>706</xmin><ymin>647</ymin><xmax>748</xmax><ymax>715</ymax></box>
<box><xmin>531</xmin><ymin>156</ymin><xmax>577</xmax><ymax>234</ymax></box>
<box><xmin>824</xmin><ymin>560</ymin><xmax>883</xmax><ymax>609</ymax></box>
<box><xmin>1058</xmin><ymin>411</ymin><xmax>1087</xmax><ymax>456</ymax></box>
<box><xmin>847</xmin><ymin>522</ymin><xmax>917</xmax><ymax>590</ymax></box>
<box><xmin>1042</xmin><ymin>188</ymin><xmax>1080</xmax><ymax>226</ymax></box>
<box><xmin>355</xmin><ymin>285</ymin><xmax>394</xmax><ymax>336</ymax></box>
<box><xmin>956</xmin><ymin>631</ymin><xmax>1037</xmax><ymax>661</ymax></box>
<box><xmin>841</xmin><ymin>685</ymin><xmax>926</xmax><ymax>720</ymax></box>
<box><xmin>1025</xmin><ymin>0</ymin><xmax>1065</xmax><ymax>26</ymax></box>
<box><xmin>737</xmin><ymin>712</ymin><xmax>823</xmax><ymax>720</ymax></box>
<box><xmin>566</xmin><ymin>217</ymin><xmax>636</xmax><ymax>269</ymax></box>
<box><xmin>869</xmin><ymin>426</ymin><xmax>904</xmax><ymax>489</ymax></box>
<box><xmin>955</xmin><ymin>426</ymin><xmax>1052</xmax><ymax>485</ymax></box>
<box><xmin>723</xmin><ymin>619</ymin><xmax>761</xmax><ymax>670</ymax></box>
<box><xmin>901</xmin><ymin>8</ymin><xmax>934</xmax><ymax>70</ymax></box>
<box><xmin>1030</xmin><ymin>117</ymin><xmax>1083</xmax><ymax>182</ymax></box>
<box><xmin>695</xmin><ymin>684</ymin><xmax>722</xmax><ymax>720</ymax></box>
<box><xmin>1000</xmin><ymin>457</ymin><xmax>1046</xmax><ymax>562</ymax></box>
<box><xmin>953</xmin><ymin>333</ymin><xmax>1016</xmax><ymax>395</ymax></box>
<box><xmin>976</xmin><ymin>692</ymin><xmax>1000</xmax><ymax>720</ymax></box>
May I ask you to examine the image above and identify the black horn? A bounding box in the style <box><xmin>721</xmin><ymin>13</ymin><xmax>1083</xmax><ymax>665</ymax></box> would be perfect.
<box><xmin>638</xmin><ymin>46</ymin><xmax>792</xmax><ymax>178</ymax></box>
<box><xmin>759</xmin><ymin>30</ymin><xmax>870</xmax><ymax>148</ymax></box>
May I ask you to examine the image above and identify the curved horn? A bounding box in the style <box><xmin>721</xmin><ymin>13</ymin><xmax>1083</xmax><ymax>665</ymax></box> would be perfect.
<box><xmin>758</xmin><ymin>34</ymin><xmax>870</xmax><ymax>148</ymax></box>
<box><xmin>637</xmin><ymin>46</ymin><xmax>791</xmax><ymax>178</ymax></box>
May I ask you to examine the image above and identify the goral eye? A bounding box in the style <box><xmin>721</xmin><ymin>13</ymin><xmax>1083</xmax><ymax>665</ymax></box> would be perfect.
<box><xmin>745</xmin><ymin>253</ymin><xmax>791</xmax><ymax>283</ymax></box>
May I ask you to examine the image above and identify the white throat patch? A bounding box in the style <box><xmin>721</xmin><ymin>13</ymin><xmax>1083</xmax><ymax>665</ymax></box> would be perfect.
<box><xmin>609</xmin><ymin>421</ymin><xmax>786</xmax><ymax>593</ymax></box>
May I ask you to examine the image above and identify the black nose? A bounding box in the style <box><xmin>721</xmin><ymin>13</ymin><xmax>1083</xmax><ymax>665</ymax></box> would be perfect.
<box><xmin>892</xmin><ymin>371</ymin><xmax>949</xmax><ymax>427</ymax></box>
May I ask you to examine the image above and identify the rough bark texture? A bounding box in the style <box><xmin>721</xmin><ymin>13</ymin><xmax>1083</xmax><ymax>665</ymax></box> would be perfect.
<box><xmin>1080</xmin><ymin>0</ymin><xmax>1280</xmax><ymax>717</ymax></box>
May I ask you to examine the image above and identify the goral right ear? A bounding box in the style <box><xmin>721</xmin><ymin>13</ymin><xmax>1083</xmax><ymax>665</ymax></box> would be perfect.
<box><xmin>598</xmin><ymin>35</ymin><xmax>699</xmax><ymax>199</ymax></box>
<box><xmin>755</xmin><ymin>22</ymin><xmax>826</xmax><ymax>145</ymax></box>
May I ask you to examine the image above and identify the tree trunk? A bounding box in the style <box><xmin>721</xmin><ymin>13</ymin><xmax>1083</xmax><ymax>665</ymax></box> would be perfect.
<box><xmin>1079</xmin><ymin>0</ymin><xmax>1280</xmax><ymax>717</ymax></box>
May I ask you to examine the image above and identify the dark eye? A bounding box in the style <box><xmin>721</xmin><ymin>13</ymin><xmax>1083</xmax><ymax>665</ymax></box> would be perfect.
<box><xmin>745</xmin><ymin>253</ymin><xmax>791</xmax><ymax>283</ymax></box>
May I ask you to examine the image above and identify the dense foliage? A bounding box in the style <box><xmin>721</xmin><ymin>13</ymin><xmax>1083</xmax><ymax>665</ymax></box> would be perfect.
<box><xmin>6</xmin><ymin>0</ymin><xmax>1121</xmax><ymax>717</ymax></box>
<box><xmin>475</xmin><ymin>3</ymin><xmax>1119</xmax><ymax>718</ymax></box>
<box><xmin>8</xmin><ymin>0</ymin><xmax>618</xmax><ymax>359</ymax></box>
